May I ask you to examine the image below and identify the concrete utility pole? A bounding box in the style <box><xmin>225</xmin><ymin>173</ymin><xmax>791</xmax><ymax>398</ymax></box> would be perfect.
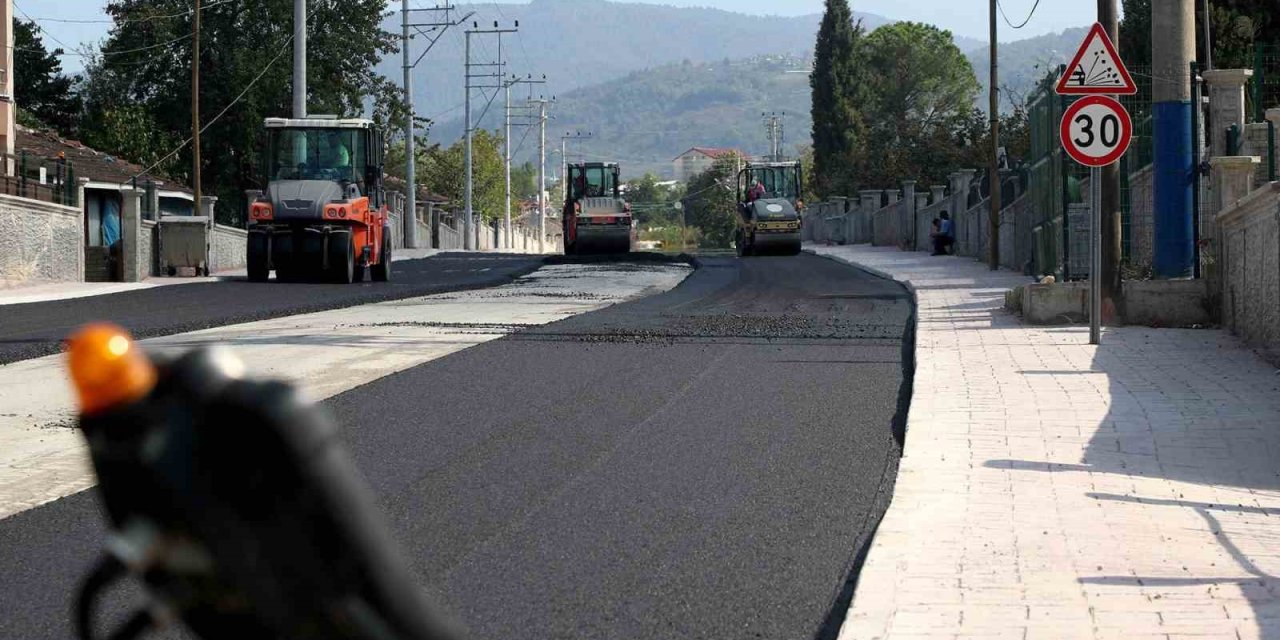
<box><xmin>1099</xmin><ymin>0</ymin><xmax>1122</xmax><ymax>318</ymax></box>
<box><xmin>502</xmin><ymin>75</ymin><xmax>547</xmax><ymax>249</ymax></box>
<box><xmin>987</xmin><ymin>0</ymin><xmax>1000</xmax><ymax>270</ymax></box>
<box><xmin>293</xmin><ymin>0</ymin><xmax>306</xmax><ymax>118</ymax></box>
<box><xmin>401</xmin><ymin>4</ymin><xmax>468</xmax><ymax>250</ymax></box>
<box><xmin>560</xmin><ymin>131</ymin><xmax>592</xmax><ymax>201</ymax></box>
<box><xmin>401</xmin><ymin>0</ymin><xmax>414</xmax><ymax>247</ymax></box>
<box><xmin>192</xmin><ymin>0</ymin><xmax>201</xmax><ymax>214</ymax></box>
<box><xmin>464</xmin><ymin>21</ymin><xmax>518</xmax><ymax>250</ymax></box>
<box><xmin>530</xmin><ymin>97</ymin><xmax>550</xmax><ymax>253</ymax></box>
<box><xmin>1152</xmin><ymin>0</ymin><xmax>1196</xmax><ymax>278</ymax></box>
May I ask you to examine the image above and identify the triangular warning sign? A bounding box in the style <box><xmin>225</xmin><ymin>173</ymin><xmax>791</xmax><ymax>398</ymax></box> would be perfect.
<box><xmin>1055</xmin><ymin>23</ymin><xmax>1137</xmax><ymax>95</ymax></box>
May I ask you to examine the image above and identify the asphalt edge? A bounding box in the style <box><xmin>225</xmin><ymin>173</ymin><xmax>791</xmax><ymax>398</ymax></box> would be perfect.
<box><xmin>0</xmin><ymin>254</ymin><xmax>554</xmax><ymax>367</ymax></box>
<box><xmin>805</xmin><ymin>247</ymin><xmax>918</xmax><ymax>640</ymax></box>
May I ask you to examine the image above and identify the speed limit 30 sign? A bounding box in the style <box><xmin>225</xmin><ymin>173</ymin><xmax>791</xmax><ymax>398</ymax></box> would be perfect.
<box><xmin>1060</xmin><ymin>95</ymin><xmax>1132</xmax><ymax>167</ymax></box>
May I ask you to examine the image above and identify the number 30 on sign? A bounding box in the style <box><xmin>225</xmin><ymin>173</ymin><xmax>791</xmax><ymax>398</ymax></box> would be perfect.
<box><xmin>1060</xmin><ymin>95</ymin><xmax>1133</xmax><ymax>167</ymax></box>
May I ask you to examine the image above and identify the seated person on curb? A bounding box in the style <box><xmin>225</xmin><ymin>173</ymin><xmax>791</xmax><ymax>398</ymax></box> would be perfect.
<box><xmin>932</xmin><ymin>212</ymin><xmax>955</xmax><ymax>256</ymax></box>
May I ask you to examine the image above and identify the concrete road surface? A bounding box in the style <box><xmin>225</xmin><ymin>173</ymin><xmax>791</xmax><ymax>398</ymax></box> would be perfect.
<box><xmin>0</xmin><ymin>253</ymin><xmax>912</xmax><ymax>640</ymax></box>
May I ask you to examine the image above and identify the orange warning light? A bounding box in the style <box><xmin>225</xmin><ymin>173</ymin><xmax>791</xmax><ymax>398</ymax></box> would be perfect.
<box><xmin>67</xmin><ymin>323</ymin><xmax>157</xmax><ymax>415</ymax></box>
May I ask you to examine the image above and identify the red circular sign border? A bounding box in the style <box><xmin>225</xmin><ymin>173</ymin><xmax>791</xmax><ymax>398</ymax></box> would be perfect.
<box><xmin>1059</xmin><ymin>95</ymin><xmax>1133</xmax><ymax>167</ymax></box>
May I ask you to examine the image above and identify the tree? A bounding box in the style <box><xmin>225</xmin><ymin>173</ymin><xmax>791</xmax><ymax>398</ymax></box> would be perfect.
<box><xmin>810</xmin><ymin>0</ymin><xmax>867</xmax><ymax>198</ymax></box>
<box><xmin>859</xmin><ymin>22</ymin><xmax>981</xmax><ymax>188</ymax></box>
<box><xmin>80</xmin><ymin>0</ymin><xmax>404</xmax><ymax>226</ymax></box>
<box><xmin>682</xmin><ymin>154</ymin><xmax>740</xmax><ymax>249</ymax></box>
<box><xmin>1119</xmin><ymin>0</ymin><xmax>1151</xmax><ymax>67</ymax></box>
<box><xmin>419</xmin><ymin>130</ymin><xmax>508</xmax><ymax>221</ymax></box>
<box><xmin>13</xmin><ymin>20</ymin><xmax>80</xmax><ymax>135</ymax></box>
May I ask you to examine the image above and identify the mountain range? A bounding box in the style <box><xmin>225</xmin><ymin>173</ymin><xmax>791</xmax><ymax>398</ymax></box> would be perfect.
<box><xmin>388</xmin><ymin>1</ymin><xmax>1088</xmax><ymax>179</ymax></box>
<box><xmin>379</xmin><ymin>0</ymin><xmax>892</xmax><ymax>119</ymax></box>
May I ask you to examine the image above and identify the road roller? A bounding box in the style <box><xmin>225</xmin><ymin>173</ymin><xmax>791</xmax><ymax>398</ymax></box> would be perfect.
<box><xmin>562</xmin><ymin>162</ymin><xmax>635</xmax><ymax>255</ymax></box>
<box><xmin>735</xmin><ymin>161</ymin><xmax>804</xmax><ymax>256</ymax></box>
<box><xmin>246</xmin><ymin>117</ymin><xmax>392</xmax><ymax>284</ymax></box>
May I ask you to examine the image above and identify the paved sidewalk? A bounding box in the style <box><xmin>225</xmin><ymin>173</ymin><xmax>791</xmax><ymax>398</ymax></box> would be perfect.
<box><xmin>811</xmin><ymin>244</ymin><xmax>1280</xmax><ymax>640</ymax></box>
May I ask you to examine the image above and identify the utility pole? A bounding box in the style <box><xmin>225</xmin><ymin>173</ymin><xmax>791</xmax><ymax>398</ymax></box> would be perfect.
<box><xmin>560</xmin><ymin>131</ymin><xmax>592</xmax><ymax>202</ymax></box>
<box><xmin>464</xmin><ymin>21</ymin><xmax>518</xmax><ymax>250</ymax></box>
<box><xmin>1099</xmin><ymin>0</ymin><xmax>1122</xmax><ymax>319</ymax></box>
<box><xmin>292</xmin><ymin>0</ymin><xmax>306</xmax><ymax>118</ymax></box>
<box><xmin>761</xmin><ymin>112</ymin><xmax>787</xmax><ymax>161</ymax></box>
<box><xmin>1152</xmin><ymin>0</ymin><xmax>1195</xmax><ymax>278</ymax></box>
<box><xmin>987</xmin><ymin>0</ymin><xmax>1000</xmax><ymax>270</ymax></box>
<box><xmin>401</xmin><ymin>0</ymin><xmax>414</xmax><ymax>247</ymax></box>
<box><xmin>192</xmin><ymin>0</ymin><xmax>201</xmax><ymax>215</ymax></box>
<box><xmin>503</xmin><ymin>74</ymin><xmax>547</xmax><ymax>249</ymax></box>
<box><xmin>400</xmin><ymin>4</ymin><xmax>467</xmax><ymax>249</ymax></box>
<box><xmin>529</xmin><ymin>97</ymin><xmax>551</xmax><ymax>253</ymax></box>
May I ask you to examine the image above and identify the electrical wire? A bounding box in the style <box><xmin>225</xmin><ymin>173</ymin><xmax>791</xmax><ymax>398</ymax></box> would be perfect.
<box><xmin>996</xmin><ymin>0</ymin><xmax>1042</xmax><ymax>30</ymax></box>
<box><xmin>124</xmin><ymin>30</ymin><xmax>297</xmax><ymax>184</ymax></box>
<box><xmin>14</xmin><ymin>0</ymin><xmax>196</xmax><ymax>58</ymax></box>
<box><xmin>19</xmin><ymin>0</ymin><xmax>236</xmax><ymax>25</ymax></box>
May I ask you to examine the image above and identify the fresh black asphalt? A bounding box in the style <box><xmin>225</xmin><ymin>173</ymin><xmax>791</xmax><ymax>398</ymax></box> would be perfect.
<box><xmin>0</xmin><ymin>252</ymin><xmax>913</xmax><ymax>640</ymax></box>
<box><xmin>0</xmin><ymin>253</ymin><xmax>545</xmax><ymax>365</ymax></box>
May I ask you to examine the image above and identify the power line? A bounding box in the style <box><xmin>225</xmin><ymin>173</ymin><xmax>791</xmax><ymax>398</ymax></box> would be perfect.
<box><xmin>996</xmin><ymin>0</ymin><xmax>1041</xmax><ymax>29</ymax></box>
<box><xmin>125</xmin><ymin>31</ymin><xmax>297</xmax><ymax>184</ymax></box>
<box><xmin>18</xmin><ymin>0</ymin><xmax>236</xmax><ymax>25</ymax></box>
<box><xmin>12</xmin><ymin>0</ymin><xmax>196</xmax><ymax>58</ymax></box>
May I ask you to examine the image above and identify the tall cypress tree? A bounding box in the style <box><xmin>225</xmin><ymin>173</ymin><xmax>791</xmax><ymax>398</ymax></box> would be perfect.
<box><xmin>810</xmin><ymin>0</ymin><xmax>866</xmax><ymax>198</ymax></box>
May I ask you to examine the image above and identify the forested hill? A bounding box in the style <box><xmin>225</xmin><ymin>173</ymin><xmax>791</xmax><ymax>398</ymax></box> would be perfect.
<box><xmin>433</xmin><ymin>55</ymin><xmax>815</xmax><ymax>179</ymax></box>
<box><xmin>967</xmin><ymin>28</ymin><xmax>1090</xmax><ymax>107</ymax></box>
<box><xmin>378</xmin><ymin>0</ymin><xmax>892</xmax><ymax>117</ymax></box>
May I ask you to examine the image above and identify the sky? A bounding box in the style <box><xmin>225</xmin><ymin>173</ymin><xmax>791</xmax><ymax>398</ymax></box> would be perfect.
<box><xmin>18</xmin><ymin>0</ymin><xmax>1102</xmax><ymax>74</ymax></box>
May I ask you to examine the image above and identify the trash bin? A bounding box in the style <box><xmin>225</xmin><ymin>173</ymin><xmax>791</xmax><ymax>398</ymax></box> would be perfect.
<box><xmin>158</xmin><ymin>215</ymin><xmax>213</xmax><ymax>277</ymax></box>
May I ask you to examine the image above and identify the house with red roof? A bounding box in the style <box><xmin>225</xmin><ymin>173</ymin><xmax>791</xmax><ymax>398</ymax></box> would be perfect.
<box><xmin>672</xmin><ymin>147</ymin><xmax>744</xmax><ymax>182</ymax></box>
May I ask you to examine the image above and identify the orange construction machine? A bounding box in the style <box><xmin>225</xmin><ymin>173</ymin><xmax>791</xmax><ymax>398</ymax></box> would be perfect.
<box><xmin>247</xmin><ymin>117</ymin><xmax>392</xmax><ymax>283</ymax></box>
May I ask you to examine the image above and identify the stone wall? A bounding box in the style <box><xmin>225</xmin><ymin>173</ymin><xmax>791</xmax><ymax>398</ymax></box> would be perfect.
<box><xmin>0</xmin><ymin>193</ymin><xmax>82</xmax><ymax>284</ymax></box>
<box><xmin>436</xmin><ymin>217</ymin><xmax>464</xmax><ymax>251</ymax></box>
<box><xmin>1127</xmin><ymin>165</ymin><xmax>1154</xmax><ymax>270</ymax></box>
<box><xmin>1218</xmin><ymin>182</ymin><xmax>1280</xmax><ymax>363</ymax></box>
<box><xmin>140</xmin><ymin>219</ymin><xmax>157</xmax><ymax>277</ymax></box>
<box><xmin>211</xmin><ymin>224</ymin><xmax>247</xmax><ymax>273</ymax></box>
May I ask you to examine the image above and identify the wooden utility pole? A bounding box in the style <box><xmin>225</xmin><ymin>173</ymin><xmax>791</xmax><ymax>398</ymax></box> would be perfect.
<box><xmin>192</xmin><ymin>0</ymin><xmax>201</xmax><ymax>215</ymax></box>
<box><xmin>988</xmin><ymin>0</ymin><xmax>1000</xmax><ymax>270</ymax></box>
<box><xmin>1099</xmin><ymin>0</ymin><xmax>1121</xmax><ymax>320</ymax></box>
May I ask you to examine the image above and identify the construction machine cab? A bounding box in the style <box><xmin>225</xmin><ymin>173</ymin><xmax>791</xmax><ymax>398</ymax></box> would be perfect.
<box><xmin>738</xmin><ymin>161</ymin><xmax>802</xmax><ymax>209</ymax></box>
<box><xmin>567</xmin><ymin>163</ymin><xmax>621</xmax><ymax>201</ymax></box>
<box><xmin>262</xmin><ymin>117</ymin><xmax>386</xmax><ymax>215</ymax></box>
<box><xmin>734</xmin><ymin>161</ymin><xmax>803</xmax><ymax>257</ymax></box>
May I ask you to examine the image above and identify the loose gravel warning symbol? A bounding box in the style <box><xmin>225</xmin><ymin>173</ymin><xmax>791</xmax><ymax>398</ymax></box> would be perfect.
<box><xmin>1055</xmin><ymin>23</ymin><xmax>1137</xmax><ymax>96</ymax></box>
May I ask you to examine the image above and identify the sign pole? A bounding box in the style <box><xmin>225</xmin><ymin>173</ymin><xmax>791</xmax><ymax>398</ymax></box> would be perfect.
<box><xmin>1090</xmin><ymin>166</ymin><xmax>1102</xmax><ymax>345</ymax></box>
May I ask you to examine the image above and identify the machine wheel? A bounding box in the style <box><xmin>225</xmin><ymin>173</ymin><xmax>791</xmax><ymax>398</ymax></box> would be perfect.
<box><xmin>247</xmin><ymin>234</ymin><xmax>269</xmax><ymax>282</ymax></box>
<box><xmin>329</xmin><ymin>234</ymin><xmax>356</xmax><ymax>284</ymax></box>
<box><xmin>372</xmin><ymin>235</ymin><xmax>392</xmax><ymax>282</ymax></box>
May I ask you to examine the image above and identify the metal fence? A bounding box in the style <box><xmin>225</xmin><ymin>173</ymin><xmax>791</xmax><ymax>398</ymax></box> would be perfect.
<box><xmin>1025</xmin><ymin>63</ymin><xmax>1155</xmax><ymax>280</ymax></box>
<box><xmin>0</xmin><ymin>152</ymin><xmax>78</xmax><ymax>207</ymax></box>
<box><xmin>1252</xmin><ymin>43</ymin><xmax>1280</xmax><ymax>122</ymax></box>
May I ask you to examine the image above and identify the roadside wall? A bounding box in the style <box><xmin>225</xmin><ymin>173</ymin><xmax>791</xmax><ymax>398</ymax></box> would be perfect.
<box><xmin>1218</xmin><ymin>182</ymin><xmax>1280</xmax><ymax>363</ymax></box>
<box><xmin>140</xmin><ymin>219</ymin><xmax>157</xmax><ymax>277</ymax></box>
<box><xmin>0</xmin><ymin>193</ymin><xmax>82</xmax><ymax>284</ymax></box>
<box><xmin>211</xmin><ymin>224</ymin><xmax>247</xmax><ymax>273</ymax></box>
